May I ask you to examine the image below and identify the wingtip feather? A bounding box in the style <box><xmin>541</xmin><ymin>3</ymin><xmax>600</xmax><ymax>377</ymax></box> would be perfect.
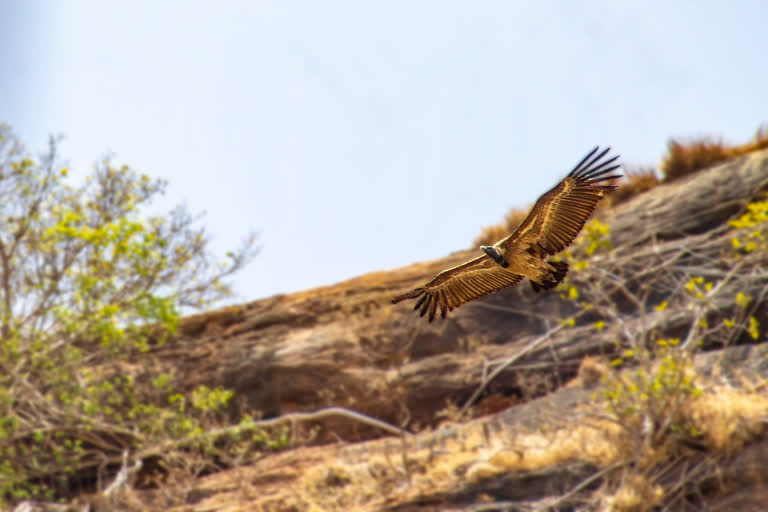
<box><xmin>392</xmin><ymin>287</ymin><xmax>424</xmax><ymax>304</ymax></box>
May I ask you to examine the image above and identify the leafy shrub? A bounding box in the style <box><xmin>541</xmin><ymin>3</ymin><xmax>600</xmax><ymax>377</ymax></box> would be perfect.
<box><xmin>552</xmin><ymin>179</ymin><xmax>768</xmax><ymax>508</ymax></box>
<box><xmin>0</xmin><ymin>123</ymin><xmax>260</xmax><ymax>504</ymax></box>
<box><xmin>604</xmin><ymin>339</ymin><xmax>703</xmax><ymax>452</ymax></box>
<box><xmin>558</xmin><ymin>218</ymin><xmax>612</xmax><ymax>274</ymax></box>
<box><xmin>729</xmin><ymin>192</ymin><xmax>768</xmax><ymax>256</ymax></box>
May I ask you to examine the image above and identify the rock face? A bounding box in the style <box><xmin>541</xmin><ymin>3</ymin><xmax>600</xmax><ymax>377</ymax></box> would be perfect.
<box><xmin>159</xmin><ymin>150</ymin><xmax>768</xmax><ymax>436</ymax></box>
<box><xmin>36</xmin><ymin>150</ymin><xmax>768</xmax><ymax>511</ymax></box>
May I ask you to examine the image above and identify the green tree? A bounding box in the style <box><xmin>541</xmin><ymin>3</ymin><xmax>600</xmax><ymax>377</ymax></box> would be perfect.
<box><xmin>0</xmin><ymin>123</ymin><xmax>258</xmax><ymax>503</ymax></box>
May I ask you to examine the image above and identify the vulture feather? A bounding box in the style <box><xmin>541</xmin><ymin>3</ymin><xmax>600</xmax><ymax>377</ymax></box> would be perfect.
<box><xmin>392</xmin><ymin>146</ymin><xmax>622</xmax><ymax>322</ymax></box>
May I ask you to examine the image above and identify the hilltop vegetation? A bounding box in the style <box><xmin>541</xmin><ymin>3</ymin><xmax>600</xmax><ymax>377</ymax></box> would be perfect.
<box><xmin>474</xmin><ymin>125</ymin><xmax>768</xmax><ymax>247</ymax></box>
<box><xmin>662</xmin><ymin>125</ymin><xmax>768</xmax><ymax>182</ymax></box>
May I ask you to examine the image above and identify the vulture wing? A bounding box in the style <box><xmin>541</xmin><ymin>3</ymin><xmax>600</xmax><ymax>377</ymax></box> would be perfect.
<box><xmin>391</xmin><ymin>255</ymin><xmax>523</xmax><ymax>322</ymax></box>
<box><xmin>392</xmin><ymin>146</ymin><xmax>621</xmax><ymax>321</ymax></box>
<box><xmin>498</xmin><ymin>146</ymin><xmax>621</xmax><ymax>258</ymax></box>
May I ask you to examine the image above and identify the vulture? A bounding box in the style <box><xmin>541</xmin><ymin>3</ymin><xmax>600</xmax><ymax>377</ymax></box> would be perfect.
<box><xmin>392</xmin><ymin>146</ymin><xmax>622</xmax><ymax>322</ymax></box>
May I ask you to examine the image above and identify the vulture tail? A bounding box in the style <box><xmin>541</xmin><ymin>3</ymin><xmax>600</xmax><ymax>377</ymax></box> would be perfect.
<box><xmin>531</xmin><ymin>260</ymin><xmax>570</xmax><ymax>293</ymax></box>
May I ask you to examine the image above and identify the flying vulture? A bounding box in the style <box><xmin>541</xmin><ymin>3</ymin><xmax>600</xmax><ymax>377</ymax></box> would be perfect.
<box><xmin>392</xmin><ymin>146</ymin><xmax>622</xmax><ymax>322</ymax></box>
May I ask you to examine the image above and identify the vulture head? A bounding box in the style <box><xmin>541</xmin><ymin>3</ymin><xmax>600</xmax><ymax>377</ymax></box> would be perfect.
<box><xmin>481</xmin><ymin>245</ymin><xmax>508</xmax><ymax>267</ymax></box>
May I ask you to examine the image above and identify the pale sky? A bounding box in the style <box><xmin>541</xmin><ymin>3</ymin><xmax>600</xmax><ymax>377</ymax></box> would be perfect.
<box><xmin>1</xmin><ymin>1</ymin><xmax>766</xmax><ymax>303</ymax></box>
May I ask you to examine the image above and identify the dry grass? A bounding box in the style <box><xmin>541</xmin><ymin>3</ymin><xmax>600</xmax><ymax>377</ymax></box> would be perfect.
<box><xmin>662</xmin><ymin>124</ymin><xmax>768</xmax><ymax>182</ymax></box>
<box><xmin>568</xmin><ymin>356</ymin><xmax>613</xmax><ymax>389</ymax></box>
<box><xmin>600</xmin><ymin>473</ymin><xmax>664</xmax><ymax>512</ymax></box>
<box><xmin>465</xmin><ymin>418</ymin><xmax>630</xmax><ymax>484</ymax></box>
<box><xmin>294</xmin><ymin>416</ymin><xmax>633</xmax><ymax>510</ymax></box>
<box><xmin>157</xmin><ymin>378</ymin><xmax>768</xmax><ymax>511</ymax></box>
<box><xmin>661</xmin><ymin>137</ymin><xmax>731</xmax><ymax>182</ymax></box>
<box><xmin>472</xmin><ymin>208</ymin><xmax>528</xmax><ymax>247</ymax></box>
<box><xmin>607</xmin><ymin>167</ymin><xmax>660</xmax><ymax>207</ymax></box>
<box><xmin>467</xmin><ymin>384</ymin><xmax>767</xmax><ymax>507</ymax></box>
<box><xmin>298</xmin><ymin>451</ymin><xmax>430</xmax><ymax>510</ymax></box>
<box><xmin>294</xmin><ymin>419</ymin><xmax>616</xmax><ymax>510</ymax></box>
<box><xmin>685</xmin><ymin>385</ymin><xmax>768</xmax><ymax>453</ymax></box>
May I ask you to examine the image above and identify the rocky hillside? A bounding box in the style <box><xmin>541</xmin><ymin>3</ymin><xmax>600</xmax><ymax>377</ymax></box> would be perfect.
<box><xmin>21</xmin><ymin>149</ymin><xmax>768</xmax><ymax>511</ymax></box>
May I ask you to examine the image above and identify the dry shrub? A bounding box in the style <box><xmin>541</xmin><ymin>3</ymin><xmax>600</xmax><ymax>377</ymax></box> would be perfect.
<box><xmin>299</xmin><ymin>452</ymin><xmax>429</xmax><ymax>510</ymax></box>
<box><xmin>472</xmin><ymin>208</ymin><xmax>528</xmax><ymax>247</ymax></box>
<box><xmin>297</xmin><ymin>381</ymin><xmax>768</xmax><ymax>510</ymax></box>
<box><xmin>472</xmin><ymin>223</ymin><xmax>508</xmax><ymax>248</ymax></box>
<box><xmin>661</xmin><ymin>137</ymin><xmax>731</xmax><ymax>182</ymax></box>
<box><xmin>661</xmin><ymin>124</ymin><xmax>768</xmax><ymax>182</ymax></box>
<box><xmin>465</xmin><ymin>418</ymin><xmax>629</xmax><ymax>484</ymax></box>
<box><xmin>684</xmin><ymin>386</ymin><xmax>768</xmax><ymax>453</ymax></box>
<box><xmin>502</xmin><ymin>208</ymin><xmax>529</xmax><ymax>232</ymax></box>
<box><xmin>607</xmin><ymin>168</ymin><xmax>660</xmax><ymax>207</ymax></box>
<box><xmin>741</xmin><ymin>124</ymin><xmax>768</xmax><ymax>155</ymax></box>
<box><xmin>569</xmin><ymin>356</ymin><xmax>612</xmax><ymax>389</ymax></box>
<box><xmin>600</xmin><ymin>472</ymin><xmax>664</xmax><ymax>512</ymax></box>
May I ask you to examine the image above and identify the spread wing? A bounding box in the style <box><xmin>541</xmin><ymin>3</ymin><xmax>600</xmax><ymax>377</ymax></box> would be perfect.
<box><xmin>391</xmin><ymin>255</ymin><xmax>523</xmax><ymax>322</ymax></box>
<box><xmin>498</xmin><ymin>146</ymin><xmax>621</xmax><ymax>258</ymax></box>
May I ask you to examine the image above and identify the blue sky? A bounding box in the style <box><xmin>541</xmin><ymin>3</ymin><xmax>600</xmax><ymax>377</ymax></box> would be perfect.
<box><xmin>1</xmin><ymin>1</ymin><xmax>766</xmax><ymax>303</ymax></box>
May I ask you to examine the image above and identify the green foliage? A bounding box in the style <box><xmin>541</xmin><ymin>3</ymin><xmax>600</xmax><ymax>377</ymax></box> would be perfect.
<box><xmin>191</xmin><ymin>385</ymin><xmax>235</xmax><ymax>413</ymax></box>
<box><xmin>556</xmin><ymin>219</ymin><xmax>613</xmax><ymax>313</ymax></box>
<box><xmin>0</xmin><ymin>123</ymin><xmax>263</xmax><ymax>504</ymax></box>
<box><xmin>550</xmin><ymin>165</ymin><xmax>768</xmax><ymax>508</ymax></box>
<box><xmin>684</xmin><ymin>276</ymin><xmax>713</xmax><ymax>300</ymax></box>
<box><xmin>560</xmin><ymin>219</ymin><xmax>612</xmax><ymax>274</ymax></box>
<box><xmin>748</xmin><ymin>316</ymin><xmax>760</xmax><ymax>340</ymax></box>
<box><xmin>601</xmin><ymin>340</ymin><xmax>704</xmax><ymax>448</ymax></box>
<box><xmin>729</xmin><ymin>193</ymin><xmax>768</xmax><ymax>255</ymax></box>
<box><xmin>559</xmin><ymin>190</ymin><xmax>767</xmax><ymax>347</ymax></box>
